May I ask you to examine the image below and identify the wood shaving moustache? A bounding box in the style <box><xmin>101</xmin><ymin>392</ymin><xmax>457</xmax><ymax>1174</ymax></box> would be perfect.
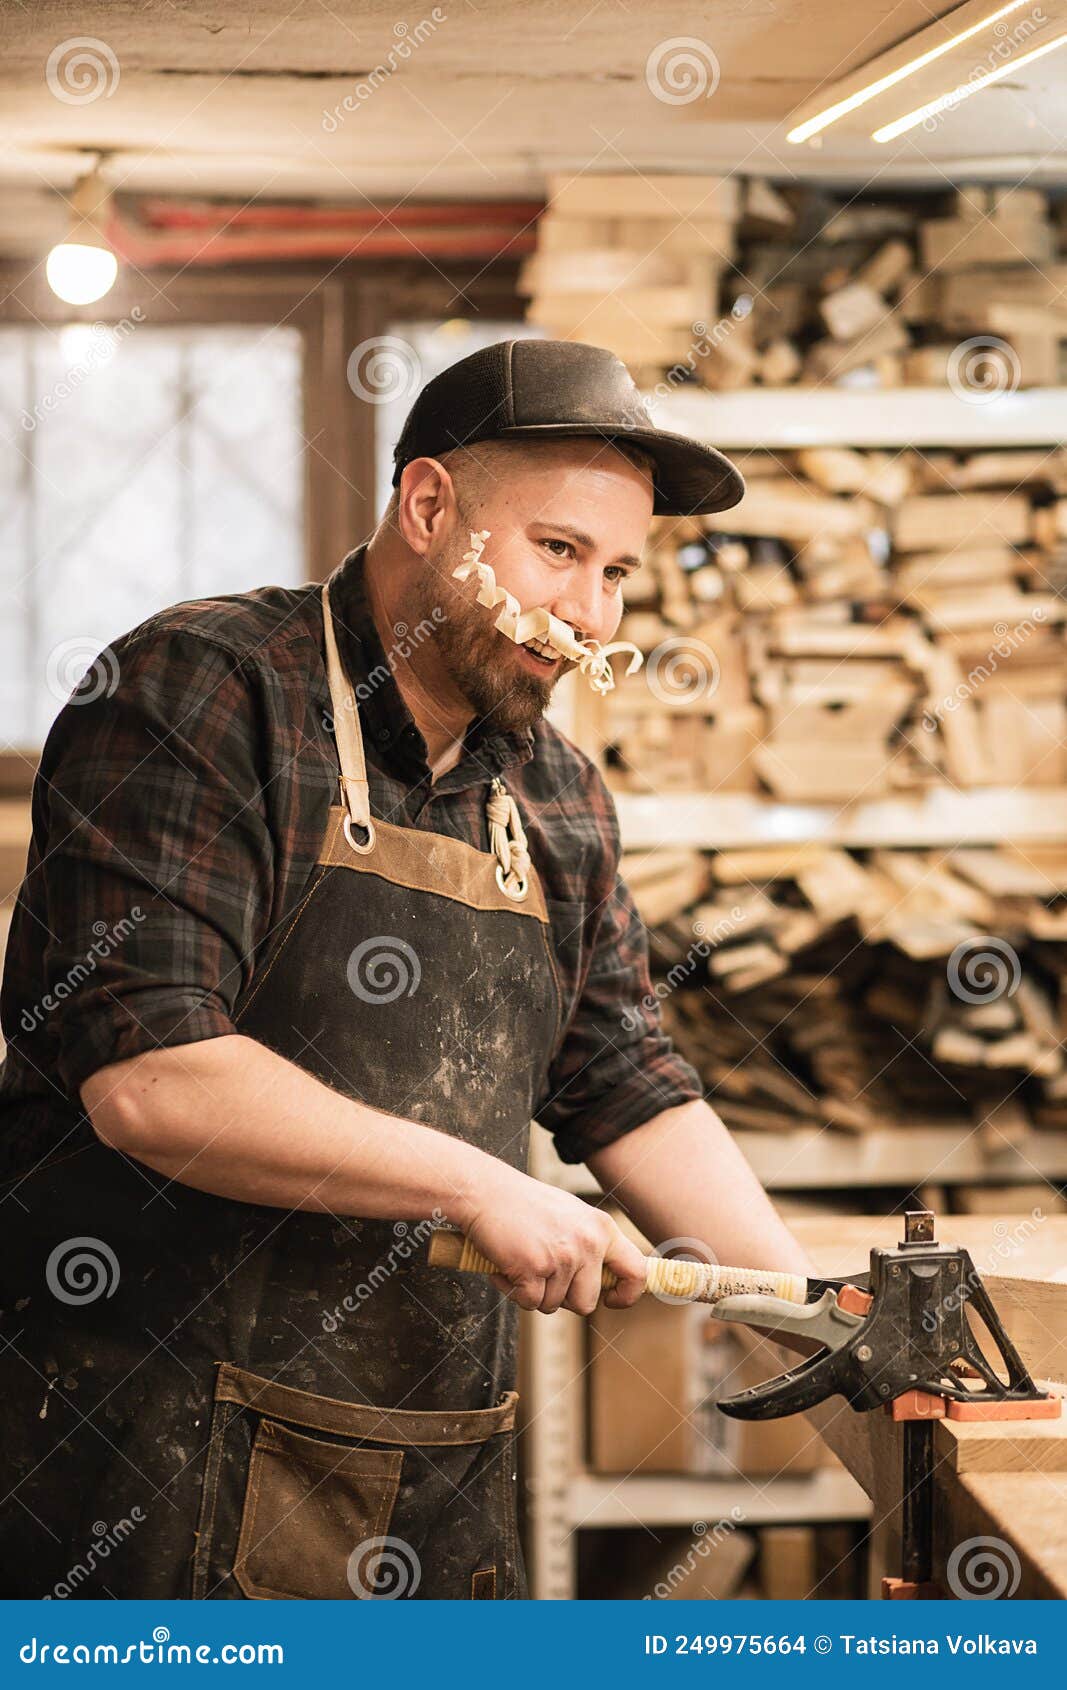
<box><xmin>452</xmin><ymin>529</ymin><xmax>643</xmax><ymax>696</ymax></box>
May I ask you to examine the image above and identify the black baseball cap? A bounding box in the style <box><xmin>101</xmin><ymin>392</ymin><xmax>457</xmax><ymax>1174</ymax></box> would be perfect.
<box><xmin>390</xmin><ymin>338</ymin><xmax>745</xmax><ymax>516</ymax></box>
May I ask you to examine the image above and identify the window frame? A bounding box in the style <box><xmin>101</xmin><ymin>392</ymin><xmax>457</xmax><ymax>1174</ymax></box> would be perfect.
<box><xmin>0</xmin><ymin>257</ymin><xmax>522</xmax><ymax>795</ymax></box>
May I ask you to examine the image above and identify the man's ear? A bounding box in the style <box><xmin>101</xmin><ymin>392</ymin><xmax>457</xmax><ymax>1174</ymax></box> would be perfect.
<box><xmin>395</xmin><ymin>457</ymin><xmax>455</xmax><ymax>556</ymax></box>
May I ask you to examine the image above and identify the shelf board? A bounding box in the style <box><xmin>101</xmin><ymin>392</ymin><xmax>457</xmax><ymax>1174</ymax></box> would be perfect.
<box><xmin>646</xmin><ymin>385</ymin><xmax>1067</xmax><ymax>450</ymax></box>
<box><xmin>735</xmin><ymin>1125</ymin><xmax>1067</xmax><ymax>1192</ymax></box>
<box><xmin>569</xmin><ymin>1467</ymin><xmax>869</xmax><ymax>1528</ymax></box>
<box><xmin>533</xmin><ymin>1124</ymin><xmax>1067</xmax><ymax>1196</ymax></box>
<box><xmin>612</xmin><ymin>787</ymin><xmax>1067</xmax><ymax>851</ymax></box>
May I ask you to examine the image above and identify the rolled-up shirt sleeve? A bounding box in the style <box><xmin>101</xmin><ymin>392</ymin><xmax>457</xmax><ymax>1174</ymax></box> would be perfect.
<box><xmin>535</xmin><ymin>797</ymin><xmax>704</xmax><ymax>1165</ymax></box>
<box><xmin>34</xmin><ymin>629</ymin><xmax>276</xmax><ymax>1099</ymax></box>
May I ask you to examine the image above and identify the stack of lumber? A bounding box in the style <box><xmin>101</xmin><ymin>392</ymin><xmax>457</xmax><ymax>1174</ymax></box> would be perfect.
<box><xmin>526</xmin><ymin>178</ymin><xmax>1066</xmax><ymax>390</ymax></box>
<box><xmin>602</xmin><ymin>444</ymin><xmax>1067</xmax><ymax>801</ymax></box>
<box><xmin>520</xmin><ymin>173</ymin><xmax>738</xmax><ymax>382</ymax></box>
<box><xmin>623</xmin><ymin>842</ymin><xmax>1067</xmax><ymax>1136</ymax></box>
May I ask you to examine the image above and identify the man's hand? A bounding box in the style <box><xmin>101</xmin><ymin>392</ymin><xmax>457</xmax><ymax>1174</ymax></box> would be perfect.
<box><xmin>461</xmin><ymin>1162</ymin><xmax>647</xmax><ymax>1317</ymax></box>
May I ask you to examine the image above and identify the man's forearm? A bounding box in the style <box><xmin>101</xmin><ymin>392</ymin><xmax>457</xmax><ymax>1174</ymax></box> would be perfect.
<box><xmin>586</xmin><ymin>1097</ymin><xmax>814</xmax><ymax>1276</ymax></box>
<box><xmin>80</xmin><ymin>1032</ymin><xmax>494</xmax><ymax>1225</ymax></box>
<box><xmin>80</xmin><ymin>1032</ymin><xmax>652</xmax><ymax>1316</ymax></box>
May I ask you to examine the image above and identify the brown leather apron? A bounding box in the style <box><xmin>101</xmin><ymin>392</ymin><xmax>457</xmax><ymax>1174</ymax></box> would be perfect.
<box><xmin>0</xmin><ymin>574</ymin><xmax>562</xmax><ymax>1600</ymax></box>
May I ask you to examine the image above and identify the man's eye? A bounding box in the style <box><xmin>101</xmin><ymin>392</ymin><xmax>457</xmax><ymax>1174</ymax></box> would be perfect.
<box><xmin>604</xmin><ymin>565</ymin><xmax>627</xmax><ymax>584</ymax></box>
<box><xmin>542</xmin><ymin>538</ymin><xmax>575</xmax><ymax>558</ymax></box>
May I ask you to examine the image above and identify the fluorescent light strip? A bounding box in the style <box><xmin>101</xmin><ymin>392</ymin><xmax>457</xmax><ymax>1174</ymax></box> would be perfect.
<box><xmin>786</xmin><ymin>0</ymin><xmax>1029</xmax><ymax>143</ymax></box>
<box><xmin>873</xmin><ymin>27</ymin><xmax>1067</xmax><ymax>140</ymax></box>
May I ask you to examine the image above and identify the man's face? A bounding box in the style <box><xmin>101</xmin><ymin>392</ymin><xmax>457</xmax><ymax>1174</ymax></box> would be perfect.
<box><xmin>415</xmin><ymin>441</ymin><xmax>653</xmax><ymax>735</ymax></box>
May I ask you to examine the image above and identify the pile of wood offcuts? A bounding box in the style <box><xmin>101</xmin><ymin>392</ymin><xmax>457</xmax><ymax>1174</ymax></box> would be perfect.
<box><xmin>603</xmin><ymin>444</ymin><xmax>1066</xmax><ymax>802</ymax></box>
<box><xmin>624</xmin><ymin>844</ymin><xmax>1067</xmax><ymax>1138</ymax></box>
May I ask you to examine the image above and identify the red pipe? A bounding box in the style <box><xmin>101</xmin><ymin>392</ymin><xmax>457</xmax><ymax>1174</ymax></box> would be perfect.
<box><xmin>106</xmin><ymin>206</ymin><xmax>538</xmax><ymax>268</ymax></box>
<box><xmin>138</xmin><ymin>198</ymin><xmax>545</xmax><ymax>231</ymax></box>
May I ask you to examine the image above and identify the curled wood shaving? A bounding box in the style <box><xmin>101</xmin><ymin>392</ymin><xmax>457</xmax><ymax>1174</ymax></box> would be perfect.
<box><xmin>452</xmin><ymin>529</ymin><xmax>643</xmax><ymax>695</ymax></box>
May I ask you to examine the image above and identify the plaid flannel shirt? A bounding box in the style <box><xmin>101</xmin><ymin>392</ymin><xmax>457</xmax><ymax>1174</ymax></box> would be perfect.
<box><xmin>0</xmin><ymin>543</ymin><xmax>703</xmax><ymax>1176</ymax></box>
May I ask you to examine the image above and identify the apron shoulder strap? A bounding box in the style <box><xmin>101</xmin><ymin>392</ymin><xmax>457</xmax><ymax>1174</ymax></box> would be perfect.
<box><xmin>321</xmin><ymin>578</ymin><xmax>531</xmax><ymax>898</ymax></box>
<box><xmin>321</xmin><ymin>581</ymin><xmax>373</xmax><ymax>842</ymax></box>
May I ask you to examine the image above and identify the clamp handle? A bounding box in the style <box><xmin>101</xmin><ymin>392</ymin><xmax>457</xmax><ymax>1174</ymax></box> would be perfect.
<box><xmin>426</xmin><ymin>1229</ymin><xmax>809</xmax><ymax>1307</ymax></box>
<box><xmin>711</xmin><ymin>1287</ymin><xmax>866</xmax><ymax>1351</ymax></box>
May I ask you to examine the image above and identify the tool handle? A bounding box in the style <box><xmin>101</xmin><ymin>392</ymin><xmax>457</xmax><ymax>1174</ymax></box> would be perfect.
<box><xmin>426</xmin><ymin>1229</ymin><xmax>807</xmax><ymax>1306</ymax></box>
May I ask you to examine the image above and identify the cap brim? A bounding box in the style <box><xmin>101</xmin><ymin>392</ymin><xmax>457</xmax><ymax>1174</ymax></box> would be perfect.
<box><xmin>493</xmin><ymin>421</ymin><xmax>745</xmax><ymax>517</ymax></box>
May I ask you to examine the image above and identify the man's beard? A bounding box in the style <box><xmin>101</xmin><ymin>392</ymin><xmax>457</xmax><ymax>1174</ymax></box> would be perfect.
<box><xmin>413</xmin><ymin>539</ymin><xmax>563</xmax><ymax>736</ymax></box>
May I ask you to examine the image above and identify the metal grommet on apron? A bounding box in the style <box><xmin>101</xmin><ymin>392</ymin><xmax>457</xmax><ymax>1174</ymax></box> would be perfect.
<box><xmin>0</xmin><ymin>571</ymin><xmax>562</xmax><ymax>1602</ymax></box>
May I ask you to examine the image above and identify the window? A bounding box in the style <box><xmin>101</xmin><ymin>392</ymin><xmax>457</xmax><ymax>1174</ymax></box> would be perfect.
<box><xmin>0</xmin><ymin>323</ymin><xmax>305</xmax><ymax>748</ymax></box>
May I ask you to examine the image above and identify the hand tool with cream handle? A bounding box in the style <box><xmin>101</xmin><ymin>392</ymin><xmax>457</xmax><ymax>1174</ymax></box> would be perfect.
<box><xmin>427</xmin><ymin>1227</ymin><xmax>811</xmax><ymax>1306</ymax></box>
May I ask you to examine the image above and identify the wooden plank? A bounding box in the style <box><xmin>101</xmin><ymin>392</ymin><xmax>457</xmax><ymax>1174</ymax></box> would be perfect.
<box><xmin>546</xmin><ymin>172</ymin><xmax>740</xmax><ymax>221</ymax></box>
<box><xmin>527</xmin><ymin>285</ymin><xmax>709</xmax><ymax>329</ymax></box>
<box><xmin>953</xmin><ymin>845</ymin><xmax>1067</xmax><ymax>897</ymax></box>
<box><xmin>939</xmin><ymin>1415</ymin><xmax>1067</xmax><ymax>1477</ymax></box>
<box><xmin>646</xmin><ymin>386</ymin><xmax>1067</xmax><ymax>450</ymax></box>
<box><xmin>519</xmin><ymin>247</ymin><xmax>687</xmax><ymax>294</ymax></box>
<box><xmin>568</xmin><ymin>1468</ymin><xmax>869</xmax><ymax>1528</ymax></box>
<box><xmin>806</xmin><ymin>316</ymin><xmax>908</xmax><ymax>379</ymax></box>
<box><xmin>819</xmin><ymin>282</ymin><xmax>887</xmax><ymax>342</ymax></box>
<box><xmin>613</xmin><ymin>788</ymin><xmax>1067</xmax><ymax>850</ymax></box>
<box><xmin>893</xmin><ymin>492</ymin><xmax>1031</xmax><ymax>551</ymax></box>
<box><xmin>857</xmin><ymin>239</ymin><xmax>912</xmax><ymax>295</ymax></box>
<box><xmin>735</xmin><ymin>1128</ymin><xmax>1067</xmax><ymax>1192</ymax></box>
<box><xmin>922</xmin><ymin>215</ymin><xmax>1054</xmax><ymax>272</ymax></box>
<box><xmin>796</xmin><ymin>446</ymin><xmax>910</xmax><ymax>503</ymax></box>
<box><xmin>614</xmin><ymin>216</ymin><xmax>736</xmax><ymax>260</ymax></box>
<box><xmin>619</xmin><ymin>849</ymin><xmax>709</xmax><ymax>927</ymax></box>
<box><xmin>939</xmin><ymin>1471</ymin><xmax>1067</xmax><ymax>1598</ymax></box>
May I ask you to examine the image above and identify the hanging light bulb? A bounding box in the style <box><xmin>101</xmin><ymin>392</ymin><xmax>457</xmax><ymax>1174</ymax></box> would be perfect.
<box><xmin>45</xmin><ymin>165</ymin><xmax>118</xmax><ymax>305</ymax></box>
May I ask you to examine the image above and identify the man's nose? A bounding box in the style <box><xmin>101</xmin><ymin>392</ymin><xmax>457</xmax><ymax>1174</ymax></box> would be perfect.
<box><xmin>550</xmin><ymin>573</ymin><xmax>608</xmax><ymax>642</ymax></box>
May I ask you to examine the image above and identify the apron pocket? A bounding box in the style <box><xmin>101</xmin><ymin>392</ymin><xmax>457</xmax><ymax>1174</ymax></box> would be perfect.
<box><xmin>196</xmin><ymin>1363</ymin><xmax>521</xmax><ymax>1599</ymax></box>
<box><xmin>233</xmin><ymin>1419</ymin><xmax>402</xmax><ymax>1601</ymax></box>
